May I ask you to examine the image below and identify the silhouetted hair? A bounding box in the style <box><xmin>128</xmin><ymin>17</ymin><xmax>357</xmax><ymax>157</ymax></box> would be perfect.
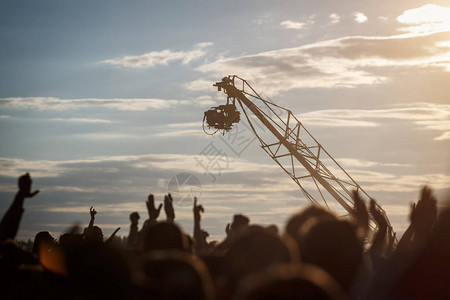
<box><xmin>140</xmin><ymin>250</ymin><xmax>214</xmax><ymax>300</ymax></box>
<box><xmin>32</xmin><ymin>231</ymin><xmax>56</xmax><ymax>255</ymax></box>
<box><xmin>143</xmin><ymin>222</ymin><xmax>186</xmax><ymax>252</ymax></box>
<box><xmin>303</xmin><ymin>220</ymin><xmax>363</xmax><ymax>293</ymax></box>
<box><xmin>236</xmin><ymin>264</ymin><xmax>347</xmax><ymax>300</ymax></box>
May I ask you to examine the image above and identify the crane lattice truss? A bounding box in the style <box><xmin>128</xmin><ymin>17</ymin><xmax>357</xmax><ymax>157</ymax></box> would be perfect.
<box><xmin>214</xmin><ymin>75</ymin><xmax>392</xmax><ymax>231</ymax></box>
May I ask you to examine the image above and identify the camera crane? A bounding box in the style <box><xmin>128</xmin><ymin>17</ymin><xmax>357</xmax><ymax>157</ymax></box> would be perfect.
<box><xmin>203</xmin><ymin>75</ymin><xmax>394</xmax><ymax>236</ymax></box>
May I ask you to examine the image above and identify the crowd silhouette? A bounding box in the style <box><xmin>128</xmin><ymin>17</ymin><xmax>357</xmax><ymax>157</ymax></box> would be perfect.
<box><xmin>0</xmin><ymin>173</ymin><xmax>449</xmax><ymax>299</ymax></box>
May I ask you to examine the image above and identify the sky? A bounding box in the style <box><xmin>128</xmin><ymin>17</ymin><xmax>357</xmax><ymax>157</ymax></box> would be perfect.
<box><xmin>0</xmin><ymin>0</ymin><xmax>449</xmax><ymax>241</ymax></box>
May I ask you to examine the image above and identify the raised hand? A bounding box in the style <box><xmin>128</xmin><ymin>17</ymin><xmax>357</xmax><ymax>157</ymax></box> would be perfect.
<box><xmin>411</xmin><ymin>186</ymin><xmax>437</xmax><ymax>236</ymax></box>
<box><xmin>386</xmin><ymin>227</ymin><xmax>396</xmax><ymax>256</ymax></box>
<box><xmin>193</xmin><ymin>197</ymin><xmax>208</xmax><ymax>249</ymax></box>
<box><xmin>164</xmin><ymin>194</ymin><xmax>175</xmax><ymax>222</ymax></box>
<box><xmin>18</xmin><ymin>173</ymin><xmax>39</xmax><ymax>198</ymax></box>
<box><xmin>87</xmin><ymin>206</ymin><xmax>97</xmax><ymax>232</ymax></box>
<box><xmin>370</xmin><ymin>199</ymin><xmax>388</xmax><ymax>229</ymax></box>
<box><xmin>146</xmin><ymin>194</ymin><xmax>162</xmax><ymax>222</ymax></box>
<box><xmin>193</xmin><ymin>197</ymin><xmax>204</xmax><ymax>221</ymax></box>
<box><xmin>352</xmin><ymin>190</ymin><xmax>369</xmax><ymax>239</ymax></box>
<box><xmin>0</xmin><ymin>173</ymin><xmax>39</xmax><ymax>241</ymax></box>
<box><xmin>90</xmin><ymin>206</ymin><xmax>97</xmax><ymax>218</ymax></box>
<box><xmin>225</xmin><ymin>223</ymin><xmax>231</xmax><ymax>236</ymax></box>
<box><xmin>369</xmin><ymin>198</ymin><xmax>389</xmax><ymax>260</ymax></box>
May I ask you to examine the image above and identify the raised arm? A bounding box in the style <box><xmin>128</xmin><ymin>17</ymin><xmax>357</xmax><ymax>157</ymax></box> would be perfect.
<box><xmin>0</xmin><ymin>173</ymin><xmax>39</xmax><ymax>241</ymax></box>
<box><xmin>411</xmin><ymin>186</ymin><xmax>437</xmax><ymax>245</ymax></box>
<box><xmin>83</xmin><ymin>206</ymin><xmax>97</xmax><ymax>240</ymax></box>
<box><xmin>351</xmin><ymin>190</ymin><xmax>369</xmax><ymax>241</ymax></box>
<box><xmin>164</xmin><ymin>194</ymin><xmax>175</xmax><ymax>223</ymax></box>
<box><xmin>193</xmin><ymin>197</ymin><xmax>209</xmax><ymax>249</ymax></box>
<box><xmin>105</xmin><ymin>227</ymin><xmax>121</xmax><ymax>244</ymax></box>
<box><xmin>369</xmin><ymin>199</ymin><xmax>389</xmax><ymax>265</ymax></box>
<box><xmin>88</xmin><ymin>207</ymin><xmax>97</xmax><ymax>230</ymax></box>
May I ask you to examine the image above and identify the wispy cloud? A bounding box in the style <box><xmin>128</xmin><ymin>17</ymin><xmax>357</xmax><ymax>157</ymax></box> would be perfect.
<box><xmin>329</xmin><ymin>13</ymin><xmax>341</xmax><ymax>24</ymax></box>
<box><xmin>155</xmin><ymin>129</ymin><xmax>204</xmax><ymax>138</ymax></box>
<box><xmin>415</xmin><ymin>119</ymin><xmax>450</xmax><ymax>141</ymax></box>
<box><xmin>299</xmin><ymin>117</ymin><xmax>378</xmax><ymax>127</ymax></box>
<box><xmin>195</xmin><ymin>29</ymin><xmax>450</xmax><ymax>94</ymax></box>
<box><xmin>48</xmin><ymin>118</ymin><xmax>113</xmax><ymax>123</ymax></box>
<box><xmin>324</xmin><ymin>158</ymin><xmax>411</xmax><ymax>168</ymax></box>
<box><xmin>166</xmin><ymin>122</ymin><xmax>200</xmax><ymax>128</ymax></box>
<box><xmin>2</xmin><ymin>152</ymin><xmax>448</xmax><ymax>241</ymax></box>
<box><xmin>280</xmin><ymin>20</ymin><xmax>306</xmax><ymax>30</ymax></box>
<box><xmin>300</xmin><ymin>104</ymin><xmax>450</xmax><ymax>121</ymax></box>
<box><xmin>0</xmin><ymin>97</ymin><xmax>180</xmax><ymax>111</ymax></box>
<box><xmin>299</xmin><ymin>103</ymin><xmax>450</xmax><ymax>141</ymax></box>
<box><xmin>1</xmin><ymin>150</ymin><xmax>448</xmax><ymax>196</ymax></box>
<box><xmin>348</xmin><ymin>171</ymin><xmax>450</xmax><ymax>192</ymax></box>
<box><xmin>280</xmin><ymin>14</ymin><xmax>315</xmax><ymax>31</ymax></box>
<box><xmin>184</xmin><ymin>79</ymin><xmax>214</xmax><ymax>91</ymax></box>
<box><xmin>353</xmin><ymin>12</ymin><xmax>368</xmax><ymax>23</ymax></box>
<box><xmin>101</xmin><ymin>42</ymin><xmax>213</xmax><ymax>68</ymax></box>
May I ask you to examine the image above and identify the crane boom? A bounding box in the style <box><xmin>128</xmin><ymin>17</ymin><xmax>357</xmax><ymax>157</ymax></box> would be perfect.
<box><xmin>206</xmin><ymin>75</ymin><xmax>394</xmax><ymax>235</ymax></box>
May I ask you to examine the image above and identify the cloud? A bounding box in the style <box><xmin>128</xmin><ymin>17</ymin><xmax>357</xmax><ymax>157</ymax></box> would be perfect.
<box><xmin>300</xmin><ymin>104</ymin><xmax>450</xmax><ymax>121</ymax></box>
<box><xmin>1</xmin><ymin>154</ymin><xmax>446</xmax><ymax>199</ymax></box>
<box><xmin>353</xmin><ymin>12</ymin><xmax>368</xmax><ymax>23</ymax></box>
<box><xmin>434</xmin><ymin>131</ymin><xmax>450</xmax><ymax>141</ymax></box>
<box><xmin>156</xmin><ymin>129</ymin><xmax>205</xmax><ymax>138</ymax></box>
<box><xmin>299</xmin><ymin>103</ymin><xmax>450</xmax><ymax>141</ymax></box>
<box><xmin>0</xmin><ymin>97</ymin><xmax>181</xmax><ymax>111</ymax></box>
<box><xmin>48</xmin><ymin>118</ymin><xmax>113</xmax><ymax>123</ymax></box>
<box><xmin>184</xmin><ymin>79</ymin><xmax>214</xmax><ymax>91</ymax></box>
<box><xmin>166</xmin><ymin>122</ymin><xmax>200</xmax><ymax>128</ymax></box>
<box><xmin>193</xmin><ymin>95</ymin><xmax>217</xmax><ymax>106</ymax></box>
<box><xmin>253</xmin><ymin>12</ymin><xmax>274</xmax><ymax>26</ymax></box>
<box><xmin>101</xmin><ymin>42</ymin><xmax>213</xmax><ymax>68</ymax></box>
<box><xmin>2</xmin><ymin>149</ymin><xmax>448</xmax><ymax>241</ymax></box>
<box><xmin>329</xmin><ymin>13</ymin><xmax>341</xmax><ymax>24</ymax></box>
<box><xmin>415</xmin><ymin>119</ymin><xmax>450</xmax><ymax>141</ymax></box>
<box><xmin>348</xmin><ymin>171</ymin><xmax>450</xmax><ymax>192</ymax></box>
<box><xmin>71</xmin><ymin>133</ymin><xmax>141</xmax><ymax>140</ymax></box>
<box><xmin>280</xmin><ymin>20</ymin><xmax>306</xmax><ymax>30</ymax></box>
<box><xmin>329</xmin><ymin>158</ymin><xmax>411</xmax><ymax>168</ymax></box>
<box><xmin>195</xmin><ymin>30</ymin><xmax>450</xmax><ymax>94</ymax></box>
<box><xmin>280</xmin><ymin>14</ymin><xmax>316</xmax><ymax>31</ymax></box>
<box><xmin>298</xmin><ymin>117</ymin><xmax>378</xmax><ymax>127</ymax></box>
<box><xmin>397</xmin><ymin>4</ymin><xmax>450</xmax><ymax>35</ymax></box>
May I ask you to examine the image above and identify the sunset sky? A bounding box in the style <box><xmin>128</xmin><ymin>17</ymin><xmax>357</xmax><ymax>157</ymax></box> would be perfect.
<box><xmin>1</xmin><ymin>0</ymin><xmax>449</xmax><ymax>241</ymax></box>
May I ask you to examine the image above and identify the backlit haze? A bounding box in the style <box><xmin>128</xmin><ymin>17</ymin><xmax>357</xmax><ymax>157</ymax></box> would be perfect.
<box><xmin>0</xmin><ymin>0</ymin><xmax>449</xmax><ymax>241</ymax></box>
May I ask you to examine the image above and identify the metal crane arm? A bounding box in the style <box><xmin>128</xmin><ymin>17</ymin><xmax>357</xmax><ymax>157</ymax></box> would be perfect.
<box><xmin>210</xmin><ymin>75</ymin><xmax>394</xmax><ymax>236</ymax></box>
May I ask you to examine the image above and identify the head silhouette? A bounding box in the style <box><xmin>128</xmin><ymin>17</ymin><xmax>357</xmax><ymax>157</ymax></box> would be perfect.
<box><xmin>302</xmin><ymin>220</ymin><xmax>363</xmax><ymax>293</ymax></box>
<box><xmin>140</xmin><ymin>250</ymin><xmax>214</xmax><ymax>300</ymax></box>
<box><xmin>143</xmin><ymin>222</ymin><xmax>186</xmax><ymax>252</ymax></box>
<box><xmin>32</xmin><ymin>231</ymin><xmax>56</xmax><ymax>255</ymax></box>
<box><xmin>236</xmin><ymin>264</ymin><xmax>347</xmax><ymax>300</ymax></box>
